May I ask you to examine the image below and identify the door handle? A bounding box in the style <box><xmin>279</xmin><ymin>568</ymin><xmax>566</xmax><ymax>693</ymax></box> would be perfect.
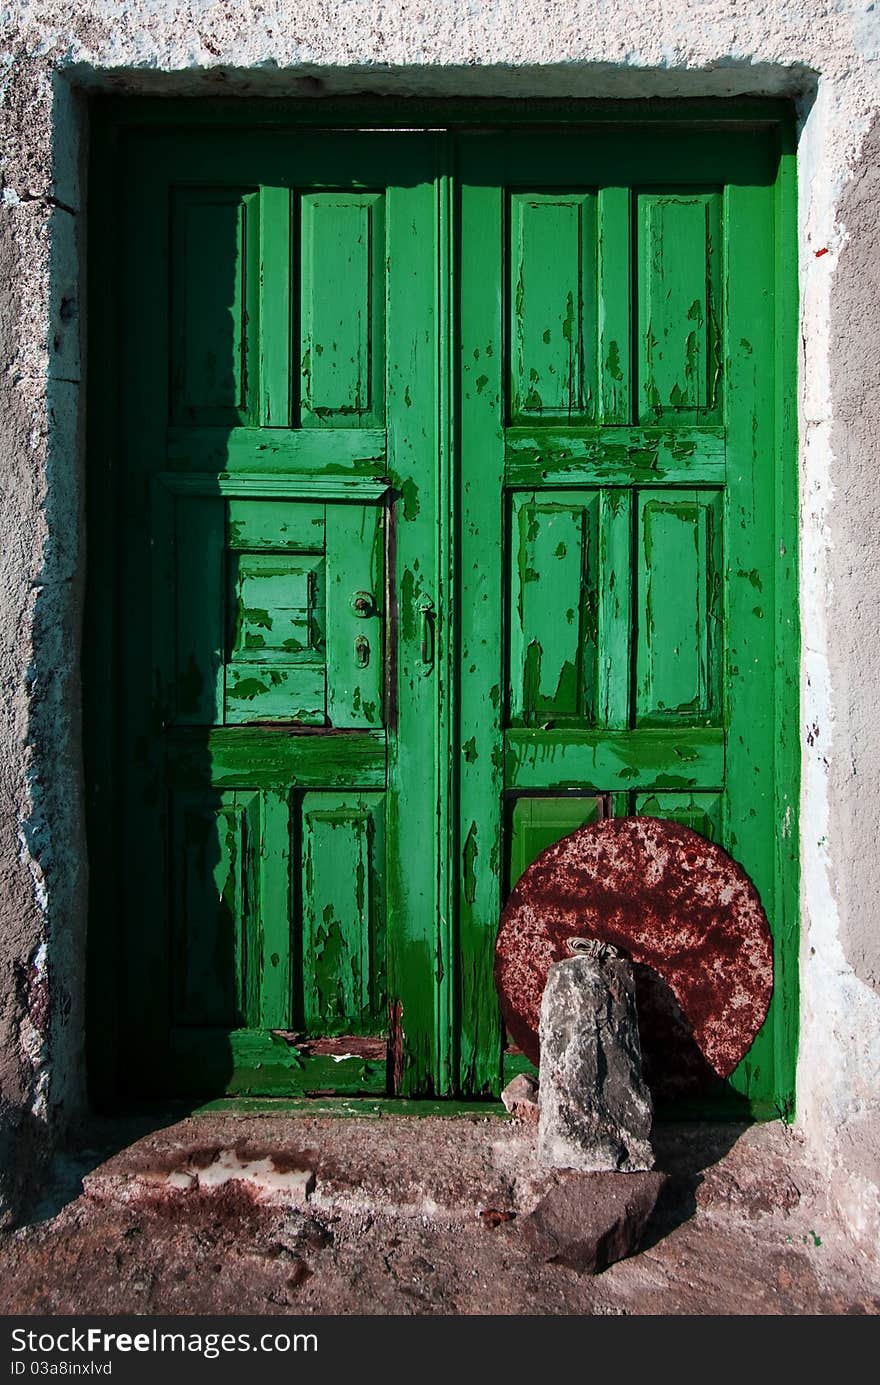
<box><xmin>351</xmin><ymin>590</ymin><xmax>375</xmax><ymax>618</ymax></box>
<box><xmin>417</xmin><ymin>596</ymin><xmax>435</xmax><ymax>676</ymax></box>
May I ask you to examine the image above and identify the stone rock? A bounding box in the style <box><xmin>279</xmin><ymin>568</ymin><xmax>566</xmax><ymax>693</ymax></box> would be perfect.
<box><xmin>501</xmin><ymin>1072</ymin><xmax>539</xmax><ymax>1123</ymax></box>
<box><xmin>538</xmin><ymin>950</ymin><xmax>654</xmax><ymax>1172</ymax></box>
<box><xmin>522</xmin><ymin>1171</ymin><xmax>668</xmax><ymax>1274</ymax></box>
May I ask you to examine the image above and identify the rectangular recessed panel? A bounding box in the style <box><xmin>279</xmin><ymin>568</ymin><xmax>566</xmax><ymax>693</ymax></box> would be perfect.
<box><xmin>224</xmin><ymin>498</ymin><xmax>328</xmax><ymax>725</ymax></box>
<box><xmin>174</xmin><ymin>496</ymin><xmax>225</xmax><ymax>726</ymax></box>
<box><xmin>597</xmin><ymin>186</ymin><xmax>631</xmax><ymax>423</ymax></box>
<box><xmin>172</xmin><ymin>188</ymin><xmax>258</xmax><ymax>425</ymax></box>
<box><xmin>509</xmin><ymin>193</ymin><xmax>597</xmax><ymax>423</ymax></box>
<box><xmin>635</xmin><ymin>490</ymin><xmax>722</xmax><ymax>725</ymax></box>
<box><xmin>229</xmin><ymin>552</ymin><xmax>324</xmax><ymax>663</ymax></box>
<box><xmin>508</xmin><ymin>795</ymin><xmax>604</xmax><ymax>891</ymax></box>
<box><xmin>633</xmin><ymin>790</ymin><xmax>723</xmax><ymax>841</ymax></box>
<box><xmin>172</xmin><ymin>496</ymin><xmax>334</xmax><ymax>728</ymax></box>
<box><xmin>299</xmin><ymin>192</ymin><xmax>385</xmax><ymax>427</ymax></box>
<box><xmin>509</xmin><ymin>491</ymin><xmax>600</xmax><ymax>725</ymax></box>
<box><xmin>299</xmin><ymin>792</ymin><xmax>386</xmax><ymax>1036</ymax></box>
<box><xmin>637</xmin><ymin>191</ymin><xmax>722</xmax><ymax>421</ymax></box>
<box><xmin>227</xmin><ymin>499</ymin><xmax>324</xmax><ymax>552</ymax></box>
<box><xmin>170</xmin><ymin>789</ymin><xmax>260</xmax><ymax>1029</ymax></box>
<box><xmin>225</xmin><ymin>665</ymin><xmax>325</xmax><ymax>725</ymax></box>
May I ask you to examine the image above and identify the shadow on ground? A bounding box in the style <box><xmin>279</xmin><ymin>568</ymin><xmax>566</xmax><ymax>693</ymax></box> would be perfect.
<box><xmin>639</xmin><ymin>1122</ymin><xmax>749</xmax><ymax>1250</ymax></box>
<box><xmin>23</xmin><ymin>1106</ymin><xmax>207</xmax><ymax>1227</ymax></box>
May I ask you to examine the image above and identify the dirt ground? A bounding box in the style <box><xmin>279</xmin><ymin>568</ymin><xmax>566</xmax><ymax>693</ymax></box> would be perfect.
<box><xmin>0</xmin><ymin>1112</ymin><xmax>877</xmax><ymax>1316</ymax></box>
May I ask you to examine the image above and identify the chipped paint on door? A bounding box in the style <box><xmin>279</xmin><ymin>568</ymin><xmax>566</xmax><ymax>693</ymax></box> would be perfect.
<box><xmin>87</xmin><ymin>108</ymin><xmax>798</xmax><ymax>1115</ymax></box>
<box><xmin>91</xmin><ymin>130</ymin><xmax>443</xmax><ymax>1099</ymax></box>
<box><xmin>458</xmin><ymin>124</ymin><xmax>798</xmax><ymax>1116</ymax></box>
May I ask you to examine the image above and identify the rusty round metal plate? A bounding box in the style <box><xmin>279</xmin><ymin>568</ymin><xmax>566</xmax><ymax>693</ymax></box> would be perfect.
<box><xmin>495</xmin><ymin>817</ymin><xmax>773</xmax><ymax>1097</ymax></box>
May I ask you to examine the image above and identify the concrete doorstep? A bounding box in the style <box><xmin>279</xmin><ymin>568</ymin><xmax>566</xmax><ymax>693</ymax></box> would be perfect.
<box><xmin>0</xmin><ymin>1112</ymin><xmax>877</xmax><ymax>1315</ymax></box>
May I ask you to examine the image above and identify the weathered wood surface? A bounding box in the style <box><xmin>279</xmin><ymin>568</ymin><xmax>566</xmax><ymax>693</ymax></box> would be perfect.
<box><xmin>88</xmin><ymin>118</ymin><xmax>798</xmax><ymax>1115</ymax></box>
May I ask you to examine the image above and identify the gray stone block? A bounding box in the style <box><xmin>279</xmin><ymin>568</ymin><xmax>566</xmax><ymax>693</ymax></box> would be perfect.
<box><xmin>538</xmin><ymin>947</ymin><xmax>654</xmax><ymax>1172</ymax></box>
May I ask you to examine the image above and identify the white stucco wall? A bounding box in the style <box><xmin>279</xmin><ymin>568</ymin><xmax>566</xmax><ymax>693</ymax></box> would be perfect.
<box><xmin>1</xmin><ymin>0</ymin><xmax>879</xmax><ymax>1247</ymax></box>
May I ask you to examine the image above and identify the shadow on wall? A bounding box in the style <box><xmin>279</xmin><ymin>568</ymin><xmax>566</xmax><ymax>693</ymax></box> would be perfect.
<box><xmin>64</xmin><ymin>59</ymin><xmax>820</xmax><ymax>103</ymax></box>
<box><xmin>13</xmin><ymin>1109</ymin><xmax>188</xmax><ymax>1229</ymax></box>
<box><xmin>0</xmin><ymin>1099</ymin><xmax>52</xmax><ymax>1230</ymax></box>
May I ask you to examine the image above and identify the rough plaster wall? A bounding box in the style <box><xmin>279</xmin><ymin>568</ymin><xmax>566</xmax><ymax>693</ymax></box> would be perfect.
<box><xmin>0</xmin><ymin>49</ymin><xmax>85</xmax><ymax>1222</ymax></box>
<box><xmin>799</xmin><ymin>89</ymin><xmax>880</xmax><ymax>1252</ymax></box>
<box><xmin>828</xmin><ymin>116</ymin><xmax>880</xmax><ymax>1003</ymax></box>
<box><xmin>0</xmin><ymin>1</ymin><xmax>878</xmax><ymax>1243</ymax></box>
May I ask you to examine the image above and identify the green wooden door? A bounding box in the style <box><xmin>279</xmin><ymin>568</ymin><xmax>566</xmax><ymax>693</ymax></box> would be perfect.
<box><xmin>96</xmin><ymin>131</ymin><xmax>444</xmax><ymax>1098</ymax></box>
<box><xmin>457</xmin><ymin>127</ymin><xmax>798</xmax><ymax>1116</ymax></box>
<box><xmin>89</xmin><ymin>111</ymin><xmax>797</xmax><ymax>1114</ymax></box>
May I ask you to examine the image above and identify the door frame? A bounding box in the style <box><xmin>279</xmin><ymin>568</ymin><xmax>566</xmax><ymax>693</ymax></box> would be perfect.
<box><xmin>85</xmin><ymin>97</ymin><xmax>799</xmax><ymax>1117</ymax></box>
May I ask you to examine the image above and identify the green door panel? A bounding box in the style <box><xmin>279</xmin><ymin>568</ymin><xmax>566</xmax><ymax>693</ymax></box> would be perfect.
<box><xmin>171</xmin><ymin>187</ymin><xmax>261</xmax><ymax>427</ymax></box>
<box><xmin>508</xmin><ymin>491</ymin><xmax>600</xmax><ymax>725</ymax></box>
<box><xmin>300</xmin><ymin>792</ymin><xmax>386</xmax><ymax>1034</ymax></box>
<box><xmin>633</xmin><ymin>790</ymin><xmax>724</xmax><ymax>842</ymax></box>
<box><xmin>509</xmin><ymin>191</ymin><xmax>598</xmax><ymax>422</ymax></box>
<box><xmin>634</xmin><ymin>490</ymin><xmax>723</xmax><ymax>725</ymax></box>
<box><xmin>458</xmin><ymin>125</ymin><xmax>798</xmax><ymax>1116</ymax></box>
<box><xmin>158</xmin><ymin>487</ymin><xmax>383</xmax><ymax>731</ymax></box>
<box><xmin>325</xmin><ymin>502</ymin><xmax>384</xmax><ymax>728</ymax></box>
<box><xmin>507</xmin><ymin>795</ymin><xmax>605</xmax><ymax>891</ymax></box>
<box><xmin>92</xmin><ymin>130</ymin><xmax>443</xmax><ymax>1099</ymax></box>
<box><xmin>169</xmin><ymin>788</ymin><xmax>262</xmax><ymax>1029</ymax></box>
<box><xmin>299</xmin><ymin>191</ymin><xmax>386</xmax><ymax>427</ymax></box>
<box><xmin>636</xmin><ymin>190</ymin><xmax>723</xmax><ymax>422</ymax></box>
<box><xmin>87</xmin><ymin>110</ymin><xmax>798</xmax><ymax>1116</ymax></box>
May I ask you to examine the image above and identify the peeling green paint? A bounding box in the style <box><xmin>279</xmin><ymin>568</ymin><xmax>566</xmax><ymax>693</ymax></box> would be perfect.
<box><xmin>462</xmin><ymin>822</ymin><xmax>478</xmax><ymax>906</ymax></box>
<box><xmin>90</xmin><ymin>113</ymin><xmax>797</xmax><ymax>1117</ymax></box>
<box><xmin>605</xmin><ymin>340</ymin><xmax>624</xmax><ymax>381</ymax></box>
<box><xmin>400</xmin><ymin>476</ymin><xmax>421</xmax><ymax>521</ymax></box>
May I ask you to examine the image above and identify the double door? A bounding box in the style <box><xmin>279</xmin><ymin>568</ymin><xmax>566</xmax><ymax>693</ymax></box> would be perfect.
<box><xmin>88</xmin><ymin>119</ymin><xmax>796</xmax><ymax>1113</ymax></box>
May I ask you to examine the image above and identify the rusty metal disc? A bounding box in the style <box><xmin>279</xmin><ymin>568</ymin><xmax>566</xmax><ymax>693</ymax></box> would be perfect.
<box><xmin>495</xmin><ymin>817</ymin><xmax>773</xmax><ymax>1098</ymax></box>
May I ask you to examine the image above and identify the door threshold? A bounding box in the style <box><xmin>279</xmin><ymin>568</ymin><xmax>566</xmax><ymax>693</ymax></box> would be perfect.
<box><xmin>105</xmin><ymin>1096</ymin><xmax>512</xmax><ymax>1120</ymax></box>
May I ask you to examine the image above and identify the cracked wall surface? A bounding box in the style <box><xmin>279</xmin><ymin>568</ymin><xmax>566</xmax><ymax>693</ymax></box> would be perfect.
<box><xmin>0</xmin><ymin>1</ymin><xmax>878</xmax><ymax>1248</ymax></box>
